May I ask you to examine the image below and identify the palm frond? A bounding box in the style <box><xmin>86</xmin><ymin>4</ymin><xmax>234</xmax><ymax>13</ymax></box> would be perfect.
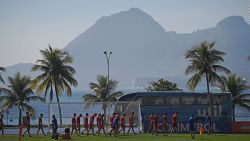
<box><xmin>82</xmin><ymin>94</ymin><xmax>97</xmax><ymax>102</ymax></box>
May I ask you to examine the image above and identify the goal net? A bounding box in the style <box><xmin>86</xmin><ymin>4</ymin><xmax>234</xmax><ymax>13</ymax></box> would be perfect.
<box><xmin>48</xmin><ymin>101</ymin><xmax>142</xmax><ymax>132</ymax></box>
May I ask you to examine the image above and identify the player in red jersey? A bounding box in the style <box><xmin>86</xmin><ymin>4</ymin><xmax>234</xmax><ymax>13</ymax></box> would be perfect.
<box><xmin>152</xmin><ymin>113</ymin><xmax>158</xmax><ymax>135</ymax></box>
<box><xmin>119</xmin><ymin>113</ymin><xmax>126</xmax><ymax>135</ymax></box>
<box><xmin>96</xmin><ymin>113</ymin><xmax>101</xmax><ymax>134</ymax></box>
<box><xmin>36</xmin><ymin>114</ymin><xmax>45</xmax><ymax>136</ymax></box>
<box><xmin>108</xmin><ymin>113</ymin><xmax>116</xmax><ymax>134</ymax></box>
<box><xmin>0</xmin><ymin>114</ymin><xmax>4</xmax><ymax>136</ymax></box>
<box><xmin>170</xmin><ymin>112</ymin><xmax>178</xmax><ymax>135</ymax></box>
<box><xmin>88</xmin><ymin>113</ymin><xmax>97</xmax><ymax>135</ymax></box>
<box><xmin>71</xmin><ymin>113</ymin><xmax>77</xmax><ymax>135</ymax></box>
<box><xmin>23</xmin><ymin>112</ymin><xmax>31</xmax><ymax>137</ymax></box>
<box><xmin>162</xmin><ymin>113</ymin><xmax>168</xmax><ymax>135</ymax></box>
<box><xmin>147</xmin><ymin>113</ymin><xmax>154</xmax><ymax>133</ymax></box>
<box><xmin>98</xmin><ymin>114</ymin><xmax>106</xmax><ymax>135</ymax></box>
<box><xmin>82</xmin><ymin>113</ymin><xmax>89</xmax><ymax>135</ymax></box>
<box><xmin>76</xmin><ymin>114</ymin><xmax>82</xmax><ymax>134</ymax></box>
<box><xmin>127</xmin><ymin>112</ymin><xmax>136</xmax><ymax>135</ymax></box>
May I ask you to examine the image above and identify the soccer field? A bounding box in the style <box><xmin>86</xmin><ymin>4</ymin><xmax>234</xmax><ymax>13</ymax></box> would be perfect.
<box><xmin>1</xmin><ymin>134</ymin><xmax>250</xmax><ymax>141</ymax></box>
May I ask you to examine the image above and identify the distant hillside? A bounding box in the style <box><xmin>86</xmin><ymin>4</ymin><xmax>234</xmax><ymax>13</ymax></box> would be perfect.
<box><xmin>4</xmin><ymin>8</ymin><xmax>250</xmax><ymax>91</ymax></box>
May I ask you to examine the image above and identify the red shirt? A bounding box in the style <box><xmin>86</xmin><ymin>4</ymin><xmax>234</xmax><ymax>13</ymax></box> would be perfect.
<box><xmin>38</xmin><ymin>117</ymin><xmax>42</xmax><ymax>127</ymax></box>
<box><xmin>110</xmin><ymin>115</ymin><xmax>115</xmax><ymax>123</ymax></box>
<box><xmin>128</xmin><ymin>115</ymin><xmax>134</xmax><ymax>125</ymax></box>
<box><xmin>76</xmin><ymin>116</ymin><xmax>81</xmax><ymax>127</ymax></box>
<box><xmin>100</xmin><ymin>116</ymin><xmax>104</xmax><ymax>128</ymax></box>
<box><xmin>72</xmin><ymin>117</ymin><xmax>76</xmax><ymax>128</ymax></box>
<box><xmin>84</xmin><ymin>116</ymin><xmax>89</xmax><ymax>126</ymax></box>
<box><xmin>90</xmin><ymin>115</ymin><xmax>95</xmax><ymax>125</ymax></box>
<box><xmin>172</xmin><ymin>114</ymin><xmax>177</xmax><ymax>123</ymax></box>
<box><xmin>153</xmin><ymin>116</ymin><xmax>158</xmax><ymax>127</ymax></box>
<box><xmin>120</xmin><ymin>116</ymin><xmax>125</xmax><ymax>125</ymax></box>
<box><xmin>96</xmin><ymin>116</ymin><xmax>101</xmax><ymax>127</ymax></box>
<box><xmin>26</xmin><ymin>116</ymin><xmax>30</xmax><ymax>128</ymax></box>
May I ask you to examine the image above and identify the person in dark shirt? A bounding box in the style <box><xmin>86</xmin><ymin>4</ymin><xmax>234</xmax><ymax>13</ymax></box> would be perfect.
<box><xmin>52</xmin><ymin>115</ymin><xmax>58</xmax><ymax>135</ymax></box>
<box><xmin>189</xmin><ymin>114</ymin><xmax>195</xmax><ymax>139</ymax></box>
<box><xmin>206</xmin><ymin>112</ymin><xmax>212</xmax><ymax>135</ymax></box>
<box><xmin>36</xmin><ymin>114</ymin><xmax>45</xmax><ymax>136</ymax></box>
<box><xmin>0</xmin><ymin>114</ymin><xmax>4</xmax><ymax>136</ymax></box>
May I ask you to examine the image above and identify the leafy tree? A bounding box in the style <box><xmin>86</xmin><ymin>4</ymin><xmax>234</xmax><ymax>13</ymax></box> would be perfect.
<box><xmin>0</xmin><ymin>73</ymin><xmax>45</xmax><ymax>129</ymax></box>
<box><xmin>0</xmin><ymin>67</ymin><xmax>5</xmax><ymax>84</ymax></box>
<box><xmin>32</xmin><ymin>45</ymin><xmax>78</xmax><ymax>125</ymax></box>
<box><xmin>216</xmin><ymin>74</ymin><xmax>250</xmax><ymax>121</ymax></box>
<box><xmin>185</xmin><ymin>41</ymin><xmax>230</xmax><ymax>115</ymax></box>
<box><xmin>146</xmin><ymin>78</ymin><xmax>182</xmax><ymax>91</ymax></box>
<box><xmin>82</xmin><ymin>75</ymin><xmax>123</xmax><ymax>120</ymax></box>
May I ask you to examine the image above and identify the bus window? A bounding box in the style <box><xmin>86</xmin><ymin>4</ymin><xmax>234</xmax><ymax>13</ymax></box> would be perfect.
<box><xmin>213</xmin><ymin>95</ymin><xmax>227</xmax><ymax>104</ymax></box>
<box><xmin>181</xmin><ymin>96</ymin><xmax>196</xmax><ymax>105</ymax></box>
<box><xmin>197</xmin><ymin>95</ymin><xmax>208</xmax><ymax>104</ymax></box>
<box><xmin>168</xmin><ymin>96</ymin><xmax>179</xmax><ymax>105</ymax></box>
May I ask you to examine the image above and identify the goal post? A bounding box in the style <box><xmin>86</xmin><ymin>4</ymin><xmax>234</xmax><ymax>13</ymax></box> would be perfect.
<box><xmin>48</xmin><ymin>101</ymin><xmax>142</xmax><ymax>132</ymax></box>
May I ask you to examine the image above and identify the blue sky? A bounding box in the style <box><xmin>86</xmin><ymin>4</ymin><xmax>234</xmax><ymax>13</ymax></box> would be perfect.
<box><xmin>0</xmin><ymin>0</ymin><xmax>249</xmax><ymax>67</ymax></box>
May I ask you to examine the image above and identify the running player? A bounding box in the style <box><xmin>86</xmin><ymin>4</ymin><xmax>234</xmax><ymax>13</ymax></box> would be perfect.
<box><xmin>82</xmin><ymin>113</ymin><xmax>89</xmax><ymax>135</ymax></box>
<box><xmin>170</xmin><ymin>112</ymin><xmax>178</xmax><ymax>135</ymax></box>
<box><xmin>152</xmin><ymin>113</ymin><xmax>158</xmax><ymax>135</ymax></box>
<box><xmin>76</xmin><ymin>114</ymin><xmax>82</xmax><ymax>134</ymax></box>
<box><xmin>36</xmin><ymin>114</ymin><xmax>45</xmax><ymax>136</ymax></box>
<box><xmin>147</xmin><ymin>113</ymin><xmax>154</xmax><ymax>133</ymax></box>
<box><xmin>127</xmin><ymin>112</ymin><xmax>136</xmax><ymax>135</ymax></box>
<box><xmin>71</xmin><ymin>113</ymin><xmax>77</xmax><ymax>135</ymax></box>
<box><xmin>23</xmin><ymin>112</ymin><xmax>31</xmax><ymax>137</ymax></box>
<box><xmin>88</xmin><ymin>113</ymin><xmax>97</xmax><ymax>135</ymax></box>
<box><xmin>108</xmin><ymin>113</ymin><xmax>116</xmax><ymax>134</ymax></box>
<box><xmin>0</xmin><ymin>114</ymin><xmax>4</xmax><ymax>136</ymax></box>
<box><xmin>162</xmin><ymin>113</ymin><xmax>168</xmax><ymax>135</ymax></box>
<box><xmin>109</xmin><ymin>114</ymin><xmax>119</xmax><ymax>136</ymax></box>
<box><xmin>119</xmin><ymin>113</ymin><xmax>126</xmax><ymax>135</ymax></box>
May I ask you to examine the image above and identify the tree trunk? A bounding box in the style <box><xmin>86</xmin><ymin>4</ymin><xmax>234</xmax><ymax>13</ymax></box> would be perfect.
<box><xmin>232</xmin><ymin>105</ymin><xmax>235</xmax><ymax>121</ymax></box>
<box><xmin>18</xmin><ymin>107</ymin><xmax>22</xmax><ymax>141</ymax></box>
<box><xmin>205</xmin><ymin>73</ymin><xmax>213</xmax><ymax>116</ymax></box>
<box><xmin>55</xmin><ymin>85</ymin><xmax>63</xmax><ymax>126</ymax></box>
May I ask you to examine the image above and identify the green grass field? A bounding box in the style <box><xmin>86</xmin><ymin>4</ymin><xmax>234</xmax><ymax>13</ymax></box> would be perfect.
<box><xmin>1</xmin><ymin>134</ymin><xmax>250</xmax><ymax>141</ymax></box>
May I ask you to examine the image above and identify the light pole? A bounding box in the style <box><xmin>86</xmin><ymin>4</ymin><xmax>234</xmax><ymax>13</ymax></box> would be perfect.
<box><xmin>104</xmin><ymin>51</ymin><xmax>112</xmax><ymax>82</ymax></box>
<box><xmin>104</xmin><ymin>50</ymin><xmax>112</xmax><ymax>131</ymax></box>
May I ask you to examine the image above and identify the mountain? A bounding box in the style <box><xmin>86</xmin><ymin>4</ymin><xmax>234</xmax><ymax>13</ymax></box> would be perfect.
<box><xmin>3</xmin><ymin>8</ymin><xmax>250</xmax><ymax>91</ymax></box>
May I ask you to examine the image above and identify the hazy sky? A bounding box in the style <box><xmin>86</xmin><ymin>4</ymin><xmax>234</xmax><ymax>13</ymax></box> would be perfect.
<box><xmin>0</xmin><ymin>0</ymin><xmax>249</xmax><ymax>67</ymax></box>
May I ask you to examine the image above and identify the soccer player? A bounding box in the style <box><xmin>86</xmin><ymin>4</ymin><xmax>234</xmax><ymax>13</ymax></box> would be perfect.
<box><xmin>88</xmin><ymin>113</ymin><xmax>97</xmax><ymax>135</ymax></box>
<box><xmin>82</xmin><ymin>113</ymin><xmax>89</xmax><ymax>135</ymax></box>
<box><xmin>152</xmin><ymin>113</ymin><xmax>158</xmax><ymax>136</ymax></box>
<box><xmin>23</xmin><ymin>112</ymin><xmax>31</xmax><ymax>137</ymax></box>
<box><xmin>96</xmin><ymin>113</ymin><xmax>101</xmax><ymax>135</ymax></box>
<box><xmin>205</xmin><ymin>112</ymin><xmax>212</xmax><ymax>135</ymax></box>
<box><xmin>36</xmin><ymin>114</ymin><xmax>45</xmax><ymax>136</ymax></box>
<box><xmin>52</xmin><ymin>115</ymin><xmax>58</xmax><ymax>135</ymax></box>
<box><xmin>162</xmin><ymin>113</ymin><xmax>168</xmax><ymax>135</ymax></box>
<box><xmin>76</xmin><ymin>114</ymin><xmax>82</xmax><ymax>134</ymax></box>
<box><xmin>170</xmin><ymin>112</ymin><xmax>178</xmax><ymax>135</ymax></box>
<box><xmin>108</xmin><ymin>113</ymin><xmax>116</xmax><ymax>134</ymax></box>
<box><xmin>147</xmin><ymin>113</ymin><xmax>154</xmax><ymax>133</ymax></box>
<box><xmin>0</xmin><ymin>114</ymin><xmax>4</xmax><ymax>136</ymax></box>
<box><xmin>127</xmin><ymin>112</ymin><xmax>136</xmax><ymax>135</ymax></box>
<box><xmin>119</xmin><ymin>113</ymin><xmax>126</xmax><ymax>135</ymax></box>
<box><xmin>71</xmin><ymin>113</ymin><xmax>77</xmax><ymax>135</ymax></box>
<box><xmin>98</xmin><ymin>114</ymin><xmax>106</xmax><ymax>135</ymax></box>
<box><xmin>189</xmin><ymin>114</ymin><xmax>195</xmax><ymax>139</ymax></box>
<box><xmin>109</xmin><ymin>114</ymin><xmax>119</xmax><ymax>136</ymax></box>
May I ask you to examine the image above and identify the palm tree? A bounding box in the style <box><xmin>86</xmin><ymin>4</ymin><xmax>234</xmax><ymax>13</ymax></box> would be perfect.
<box><xmin>32</xmin><ymin>45</ymin><xmax>78</xmax><ymax>125</ymax></box>
<box><xmin>217</xmin><ymin>74</ymin><xmax>250</xmax><ymax>121</ymax></box>
<box><xmin>0</xmin><ymin>73</ymin><xmax>45</xmax><ymax>136</ymax></box>
<box><xmin>185</xmin><ymin>41</ymin><xmax>230</xmax><ymax>116</ymax></box>
<box><xmin>82</xmin><ymin>75</ymin><xmax>123</xmax><ymax>120</ymax></box>
<box><xmin>0</xmin><ymin>67</ymin><xmax>5</xmax><ymax>84</ymax></box>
